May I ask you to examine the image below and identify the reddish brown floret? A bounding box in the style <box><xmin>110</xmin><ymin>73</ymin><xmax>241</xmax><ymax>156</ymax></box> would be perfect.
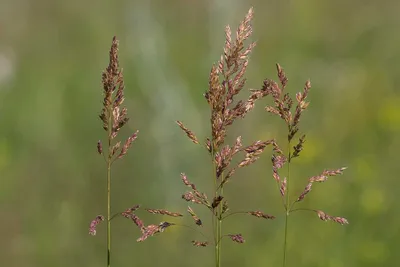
<box><xmin>136</xmin><ymin>222</ymin><xmax>174</xmax><ymax>242</ymax></box>
<box><xmin>296</xmin><ymin>182</ymin><xmax>313</xmax><ymax>202</ymax></box>
<box><xmin>176</xmin><ymin>121</ymin><xmax>200</xmax><ymax>144</ymax></box>
<box><xmin>182</xmin><ymin>192</ymin><xmax>203</xmax><ymax>204</ymax></box>
<box><xmin>187</xmin><ymin>206</ymin><xmax>203</xmax><ymax>226</ymax></box>
<box><xmin>118</xmin><ymin>130</ymin><xmax>139</xmax><ymax>159</ymax></box>
<box><xmin>212</xmin><ymin>196</ymin><xmax>224</xmax><ymax>209</ymax></box>
<box><xmin>248</xmin><ymin>211</ymin><xmax>275</xmax><ymax>220</ymax></box>
<box><xmin>192</xmin><ymin>240</ymin><xmax>209</xmax><ymax>247</ymax></box>
<box><xmin>315</xmin><ymin>210</ymin><xmax>349</xmax><ymax>225</ymax></box>
<box><xmin>280</xmin><ymin>178</ymin><xmax>287</xmax><ymax>197</ymax></box>
<box><xmin>89</xmin><ymin>215</ymin><xmax>105</xmax><ymax>236</ymax></box>
<box><xmin>97</xmin><ymin>140</ymin><xmax>103</xmax><ymax>154</ymax></box>
<box><xmin>145</xmin><ymin>209</ymin><xmax>183</xmax><ymax>217</ymax></box>
<box><xmin>228</xmin><ymin>234</ymin><xmax>245</xmax><ymax>243</ymax></box>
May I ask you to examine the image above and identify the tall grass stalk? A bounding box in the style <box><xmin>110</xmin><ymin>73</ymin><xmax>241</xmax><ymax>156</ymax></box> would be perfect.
<box><xmin>282</xmin><ymin>142</ymin><xmax>291</xmax><ymax>267</ymax></box>
<box><xmin>262</xmin><ymin>64</ymin><xmax>349</xmax><ymax>267</ymax></box>
<box><xmin>176</xmin><ymin>8</ymin><xmax>276</xmax><ymax>267</ymax></box>
<box><xmin>89</xmin><ymin>36</ymin><xmax>179</xmax><ymax>266</ymax></box>
<box><xmin>106</xmin><ymin>153</ymin><xmax>111</xmax><ymax>266</ymax></box>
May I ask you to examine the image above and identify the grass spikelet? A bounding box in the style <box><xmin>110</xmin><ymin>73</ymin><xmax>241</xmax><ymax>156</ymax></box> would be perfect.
<box><xmin>89</xmin><ymin>215</ymin><xmax>105</xmax><ymax>236</ymax></box>
<box><xmin>192</xmin><ymin>241</ymin><xmax>209</xmax><ymax>247</ymax></box>
<box><xmin>227</xmin><ymin>234</ymin><xmax>245</xmax><ymax>244</ymax></box>
<box><xmin>176</xmin><ymin>121</ymin><xmax>200</xmax><ymax>144</ymax></box>
<box><xmin>145</xmin><ymin>209</ymin><xmax>183</xmax><ymax>217</ymax></box>
<box><xmin>247</xmin><ymin>211</ymin><xmax>275</xmax><ymax>220</ymax></box>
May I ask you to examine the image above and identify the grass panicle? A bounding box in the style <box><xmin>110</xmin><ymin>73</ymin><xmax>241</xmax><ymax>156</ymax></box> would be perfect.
<box><xmin>263</xmin><ymin>64</ymin><xmax>348</xmax><ymax>267</ymax></box>
<box><xmin>88</xmin><ymin>8</ymin><xmax>348</xmax><ymax>267</ymax></box>
<box><xmin>176</xmin><ymin>7</ymin><xmax>276</xmax><ymax>267</ymax></box>
<box><xmin>89</xmin><ymin>37</ymin><xmax>178</xmax><ymax>267</ymax></box>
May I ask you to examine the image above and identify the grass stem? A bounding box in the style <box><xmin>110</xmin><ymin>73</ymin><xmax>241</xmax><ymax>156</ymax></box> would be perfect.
<box><xmin>107</xmin><ymin>99</ymin><xmax>113</xmax><ymax>267</ymax></box>
<box><xmin>282</xmin><ymin>141</ymin><xmax>291</xmax><ymax>267</ymax></box>
<box><xmin>107</xmin><ymin>160</ymin><xmax>111</xmax><ymax>267</ymax></box>
<box><xmin>217</xmin><ymin>186</ymin><xmax>223</xmax><ymax>267</ymax></box>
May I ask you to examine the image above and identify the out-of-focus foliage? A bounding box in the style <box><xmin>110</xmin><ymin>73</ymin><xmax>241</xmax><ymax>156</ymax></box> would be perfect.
<box><xmin>0</xmin><ymin>0</ymin><xmax>399</xmax><ymax>266</ymax></box>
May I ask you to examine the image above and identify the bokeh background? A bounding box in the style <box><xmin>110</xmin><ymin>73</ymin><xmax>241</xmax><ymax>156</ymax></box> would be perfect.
<box><xmin>1</xmin><ymin>0</ymin><xmax>399</xmax><ymax>266</ymax></box>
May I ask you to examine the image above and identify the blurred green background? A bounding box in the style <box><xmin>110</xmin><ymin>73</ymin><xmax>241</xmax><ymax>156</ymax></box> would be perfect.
<box><xmin>1</xmin><ymin>0</ymin><xmax>399</xmax><ymax>266</ymax></box>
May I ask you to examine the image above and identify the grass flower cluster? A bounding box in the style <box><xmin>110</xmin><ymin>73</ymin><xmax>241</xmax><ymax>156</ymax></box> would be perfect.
<box><xmin>89</xmin><ymin>7</ymin><xmax>348</xmax><ymax>267</ymax></box>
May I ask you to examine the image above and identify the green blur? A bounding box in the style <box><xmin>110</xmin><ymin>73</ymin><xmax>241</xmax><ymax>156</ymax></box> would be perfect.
<box><xmin>0</xmin><ymin>0</ymin><xmax>399</xmax><ymax>266</ymax></box>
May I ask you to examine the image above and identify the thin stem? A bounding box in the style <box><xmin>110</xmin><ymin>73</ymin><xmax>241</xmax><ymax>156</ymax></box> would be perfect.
<box><xmin>215</xmin><ymin>234</ymin><xmax>229</xmax><ymax>246</ymax></box>
<box><xmin>109</xmin><ymin>212</ymin><xmax>121</xmax><ymax>221</ymax></box>
<box><xmin>107</xmin><ymin>159</ymin><xmax>111</xmax><ymax>267</ymax></box>
<box><xmin>175</xmin><ymin>224</ymin><xmax>212</xmax><ymax>244</ymax></box>
<box><xmin>217</xmin><ymin>185</ymin><xmax>223</xmax><ymax>267</ymax></box>
<box><xmin>221</xmin><ymin>211</ymin><xmax>249</xmax><ymax>221</ymax></box>
<box><xmin>215</xmin><ymin>219</ymin><xmax>219</xmax><ymax>267</ymax></box>
<box><xmin>106</xmin><ymin>107</ymin><xmax>113</xmax><ymax>267</ymax></box>
<box><xmin>290</xmin><ymin>208</ymin><xmax>316</xmax><ymax>214</ymax></box>
<box><xmin>282</xmin><ymin>141</ymin><xmax>291</xmax><ymax>267</ymax></box>
<box><xmin>288</xmin><ymin>200</ymin><xmax>297</xmax><ymax>213</ymax></box>
<box><xmin>211</xmin><ymin>148</ymin><xmax>218</xmax><ymax>266</ymax></box>
<box><xmin>211</xmin><ymin>142</ymin><xmax>223</xmax><ymax>267</ymax></box>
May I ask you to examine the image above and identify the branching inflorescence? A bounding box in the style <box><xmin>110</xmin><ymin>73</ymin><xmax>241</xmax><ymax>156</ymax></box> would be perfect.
<box><xmin>88</xmin><ymin>7</ymin><xmax>348</xmax><ymax>267</ymax></box>
<box><xmin>263</xmin><ymin>64</ymin><xmax>349</xmax><ymax>267</ymax></box>
<box><xmin>176</xmin><ymin>8</ymin><xmax>275</xmax><ymax>267</ymax></box>
<box><xmin>89</xmin><ymin>37</ymin><xmax>180</xmax><ymax>267</ymax></box>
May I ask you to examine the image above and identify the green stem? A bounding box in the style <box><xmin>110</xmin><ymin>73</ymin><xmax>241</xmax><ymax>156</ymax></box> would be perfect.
<box><xmin>283</xmin><ymin>142</ymin><xmax>291</xmax><ymax>267</ymax></box>
<box><xmin>107</xmin><ymin>159</ymin><xmax>111</xmax><ymax>267</ymax></box>
<box><xmin>221</xmin><ymin>211</ymin><xmax>249</xmax><ymax>220</ymax></box>
<box><xmin>211</xmin><ymin>148</ymin><xmax>218</xmax><ymax>266</ymax></box>
<box><xmin>217</xmin><ymin>186</ymin><xmax>223</xmax><ymax>267</ymax></box>
<box><xmin>290</xmin><ymin>208</ymin><xmax>315</xmax><ymax>214</ymax></box>
<box><xmin>106</xmin><ymin>106</ymin><xmax>113</xmax><ymax>267</ymax></box>
<box><xmin>175</xmin><ymin>224</ymin><xmax>211</xmax><ymax>242</ymax></box>
<box><xmin>211</xmin><ymin>144</ymin><xmax>223</xmax><ymax>267</ymax></box>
